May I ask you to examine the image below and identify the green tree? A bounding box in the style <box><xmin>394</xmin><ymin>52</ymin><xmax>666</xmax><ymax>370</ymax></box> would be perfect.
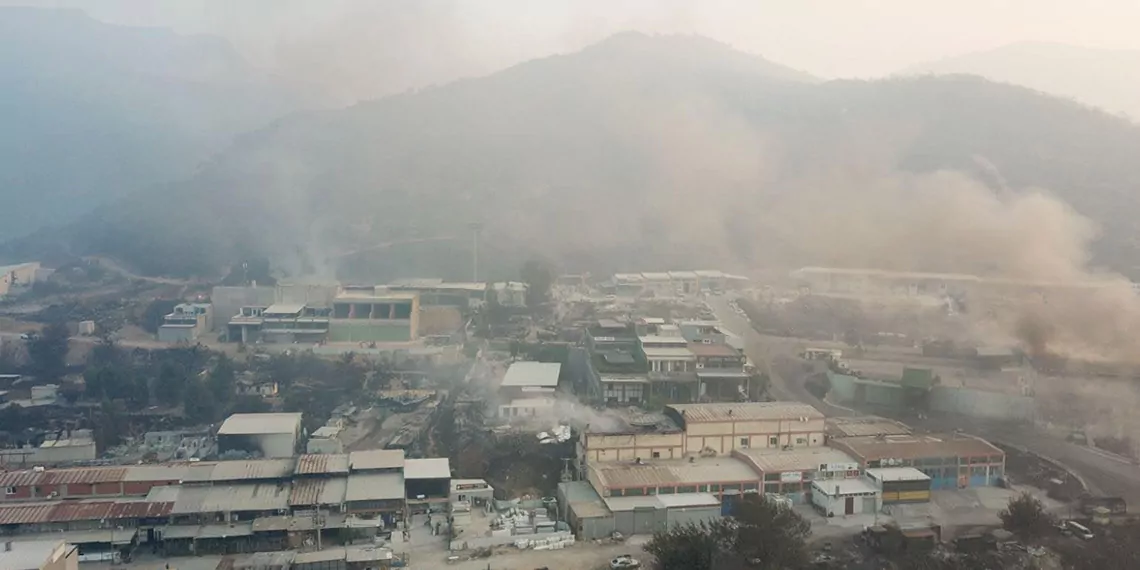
<box><xmin>207</xmin><ymin>354</ymin><xmax>236</xmax><ymax>403</ymax></box>
<box><xmin>733</xmin><ymin>493</ymin><xmax>812</xmax><ymax>569</ymax></box>
<box><xmin>183</xmin><ymin>380</ymin><xmax>217</xmax><ymax>424</ymax></box>
<box><xmin>644</xmin><ymin>494</ymin><xmax>811</xmax><ymax>570</ymax></box>
<box><xmin>155</xmin><ymin>361</ymin><xmax>186</xmax><ymax>407</ymax></box>
<box><xmin>27</xmin><ymin>321</ymin><xmax>70</xmax><ymax>380</ymax></box>
<box><xmin>999</xmin><ymin>492</ymin><xmax>1053</xmax><ymax>538</ymax></box>
<box><xmin>520</xmin><ymin>258</ymin><xmax>555</xmax><ymax>310</ymax></box>
<box><xmin>645</xmin><ymin>519</ymin><xmax>742</xmax><ymax>570</ymax></box>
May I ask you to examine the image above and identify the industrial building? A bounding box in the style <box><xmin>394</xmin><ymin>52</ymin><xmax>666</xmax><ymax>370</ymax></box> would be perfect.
<box><xmin>216</xmin><ymin>413</ymin><xmax>303</xmax><ymax>458</ymax></box>
<box><xmin>497</xmin><ymin>361</ymin><xmax>561</xmax><ymax>420</ymax></box>
<box><xmin>0</xmin><ymin>262</ymin><xmax>42</xmax><ymax>298</ymax></box>
<box><xmin>0</xmin><ymin>451</ymin><xmax>446</xmax><ymax>555</ymax></box>
<box><xmin>577</xmin><ymin>402</ymin><xmax>826</xmax><ymax>469</ymax></box>
<box><xmin>157</xmin><ymin>303</ymin><xmax>213</xmax><ymax>343</ymax></box>
<box><xmin>329</xmin><ymin>287</ymin><xmax>419</xmax><ymax>343</ymax></box>
<box><xmin>865</xmin><ymin>467</ymin><xmax>933</xmax><ymax>504</ymax></box>
<box><xmin>825</xmin><ymin>416</ymin><xmax>913</xmax><ymax>439</ymax></box>
<box><xmin>556</xmin><ymin>481</ymin><xmax>725</xmax><ymax>540</ymax></box>
<box><xmin>217</xmin><ymin>283</ymin><xmax>421</xmax><ymax>344</ymax></box>
<box><xmin>829</xmin><ymin>433</ymin><xmax>1005</xmax><ymax>490</ymax></box>
<box><xmin>732</xmin><ymin>446</ymin><xmax>862</xmax><ymax>503</ymax></box>
<box><xmin>666</xmin><ymin>402</ymin><xmax>826</xmax><ymax>454</ymax></box>
<box><xmin>586</xmin><ymin>455</ymin><xmax>762</xmax><ymax>499</ymax></box>
<box><xmin>0</xmin><ymin>540</ymin><xmax>77</xmax><ymax>570</ymax></box>
<box><xmin>810</xmin><ymin>478</ymin><xmax>880</xmax><ymax>517</ymax></box>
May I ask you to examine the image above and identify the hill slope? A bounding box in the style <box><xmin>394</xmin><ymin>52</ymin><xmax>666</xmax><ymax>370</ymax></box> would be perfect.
<box><xmin>13</xmin><ymin>32</ymin><xmax>1140</xmax><ymax>282</ymax></box>
<box><xmin>900</xmin><ymin>41</ymin><xmax>1140</xmax><ymax>120</ymax></box>
<box><xmin>0</xmin><ymin>8</ymin><xmax>325</xmax><ymax>240</ymax></box>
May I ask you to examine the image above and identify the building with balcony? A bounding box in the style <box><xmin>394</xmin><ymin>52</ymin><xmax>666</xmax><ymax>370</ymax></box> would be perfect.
<box><xmin>158</xmin><ymin>303</ymin><xmax>213</xmax><ymax>343</ymax></box>
<box><xmin>329</xmin><ymin>288</ymin><xmax>419</xmax><ymax>343</ymax></box>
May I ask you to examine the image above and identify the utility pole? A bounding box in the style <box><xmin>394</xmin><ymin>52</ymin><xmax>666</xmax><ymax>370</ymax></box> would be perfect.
<box><xmin>468</xmin><ymin>222</ymin><xmax>484</xmax><ymax>282</ymax></box>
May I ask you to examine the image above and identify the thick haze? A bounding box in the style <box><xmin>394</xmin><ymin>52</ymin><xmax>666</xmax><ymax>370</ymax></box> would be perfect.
<box><xmin>10</xmin><ymin>0</ymin><xmax>1140</xmax><ymax>102</ymax></box>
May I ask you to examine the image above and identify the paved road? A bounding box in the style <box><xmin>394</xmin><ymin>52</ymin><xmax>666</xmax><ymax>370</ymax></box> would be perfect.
<box><xmin>709</xmin><ymin>294</ymin><xmax>1140</xmax><ymax>505</ymax></box>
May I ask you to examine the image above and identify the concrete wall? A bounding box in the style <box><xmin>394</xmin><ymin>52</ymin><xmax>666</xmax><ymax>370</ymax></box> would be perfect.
<box><xmin>681</xmin><ymin>416</ymin><xmax>825</xmax><ymax>456</ymax></box>
<box><xmin>327</xmin><ymin>321</ymin><xmax>415</xmax><ymax>342</ymax></box>
<box><xmin>581</xmin><ymin>432</ymin><xmax>685</xmax><ymax>464</ymax></box>
<box><xmin>254</xmin><ymin>432</ymin><xmax>298</xmax><ymax>459</ymax></box>
<box><xmin>211</xmin><ymin>286</ymin><xmax>275</xmax><ymax>331</ymax></box>
<box><xmin>929</xmin><ymin>386</ymin><xmax>1034</xmax><ymax>421</ymax></box>
<box><xmin>277</xmin><ymin>283</ymin><xmax>339</xmax><ymax>307</ymax></box>
<box><xmin>158</xmin><ymin>325</ymin><xmax>198</xmax><ymax>343</ymax></box>
<box><xmin>664</xmin><ymin>505</ymin><xmax>721</xmax><ymax>530</ymax></box>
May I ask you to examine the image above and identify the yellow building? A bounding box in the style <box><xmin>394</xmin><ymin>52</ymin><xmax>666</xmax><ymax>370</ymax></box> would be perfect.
<box><xmin>577</xmin><ymin>402</ymin><xmax>826</xmax><ymax>469</ymax></box>
<box><xmin>667</xmin><ymin>402</ymin><xmax>826</xmax><ymax>456</ymax></box>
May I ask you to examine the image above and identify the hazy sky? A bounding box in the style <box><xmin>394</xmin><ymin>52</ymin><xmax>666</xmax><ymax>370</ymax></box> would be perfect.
<box><xmin>8</xmin><ymin>0</ymin><xmax>1140</xmax><ymax>101</ymax></box>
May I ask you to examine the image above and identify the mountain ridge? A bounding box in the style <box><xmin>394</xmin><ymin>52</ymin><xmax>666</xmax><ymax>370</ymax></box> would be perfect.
<box><xmin>8</xmin><ymin>32</ymin><xmax>1140</xmax><ymax>282</ymax></box>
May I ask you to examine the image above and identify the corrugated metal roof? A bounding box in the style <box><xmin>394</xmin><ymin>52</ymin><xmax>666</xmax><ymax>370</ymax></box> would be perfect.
<box><xmin>109</xmin><ymin>500</ymin><xmax>174</xmax><ymax>519</ymax></box>
<box><xmin>122</xmin><ymin>464</ymin><xmax>191</xmax><ymax>482</ymax></box>
<box><xmin>500</xmin><ymin>362</ymin><xmax>561</xmax><ymax>388</ymax></box>
<box><xmin>217</xmin><ymin>413</ymin><xmax>302</xmax><ymax>436</ymax></box>
<box><xmin>208</xmin><ymin>459</ymin><xmax>295</xmax><ymax>482</ymax></box>
<box><xmin>0</xmin><ymin>498</ymin><xmax>170</xmax><ymax>526</ymax></box>
<box><xmin>164</xmin><ymin>483</ymin><xmax>292</xmax><ymax>514</ymax></box>
<box><xmin>825</xmin><ymin>417</ymin><xmax>913</xmax><ymax>438</ymax></box>
<box><xmin>0</xmin><ymin>466</ymin><xmax>127</xmax><ymax>488</ymax></box>
<box><xmin>296</xmin><ymin>454</ymin><xmax>350</xmax><ymax>475</ymax></box>
<box><xmin>735</xmin><ymin>447</ymin><xmax>861</xmax><ymax>474</ymax></box>
<box><xmin>345</xmin><ymin>473</ymin><xmax>404</xmax><ymax>502</ymax></box>
<box><xmin>669</xmin><ymin>402</ymin><xmax>824</xmax><ymax>423</ymax></box>
<box><xmin>654</xmin><ymin>493</ymin><xmax>721</xmax><ymax>509</ymax></box>
<box><xmin>591</xmin><ymin>457</ymin><xmax>760</xmax><ymax>490</ymax></box>
<box><xmin>0</xmin><ymin>502</ymin><xmax>55</xmax><ymax>525</ymax></box>
<box><xmin>404</xmin><ymin>458</ymin><xmax>450</xmax><ymax>480</ymax></box>
<box><xmin>865</xmin><ymin>467</ymin><xmax>931</xmax><ymax>482</ymax></box>
<box><xmin>348</xmin><ymin>449</ymin><xmax>404</xmax><ymax>471</ymax></box>
<box><xmin>831</xmin><ymin>433</ymin><xmax>1004</xmax><ymax>462</ymax></box>
<box><xmin>289</xmin><ymin>477</ymin><xmax>348</xmax><ymax>506</ymax></box>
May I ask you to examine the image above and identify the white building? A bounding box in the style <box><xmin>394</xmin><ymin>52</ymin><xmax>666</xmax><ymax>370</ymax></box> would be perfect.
<box><xmin>0</xmin><ymin>540</ymin><xmax>77</xmax><ymax>570</ymax></box>
<box><xmin>216</xmin><ymin>412</ymin><xmax>303</xmax><ymax>458</ymax></box>
<box><xmin>810</xmin><ymin>478</ymin><xmax>880</xmax><ymax>517</ymax></box>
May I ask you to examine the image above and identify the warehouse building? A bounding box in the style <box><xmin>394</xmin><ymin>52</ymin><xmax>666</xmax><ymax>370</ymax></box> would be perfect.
<box><xmin>810</xmin><ymin>478</ymin><xmax>881</xmax><ymax>517</ymax></box>
<box><xmin>829</xmin><ymin>433</ymin><xmax>1004</xmax><ymax>490</ymax></box>
<box><xmin>216</xmin><ymin>413</ymin><xmax>303</xmax><ymax>459</ymax></box>
<box><xmin>556</xmin><ymin>480</ymin><xmax>723</xmax><ymax>539</ymax></box>
<box><xmin>667</xmin><ymin>402</ymin><xmax>826</xmax><ymax>454</ymax></box>
<box><xmin>825</xmin><ymin>416</ymin><xmax>913</xmax><ymax>439</ymax></box>
<box><xmin>0</xmin><ymin>539</ymin><xmax>77</xmax><ymax>570</ymax></box>
<box><xmin>586</xmin><ymin>456</ymin><xmax>761</xmax><ymax>501</ymax></box>
<box><xmin>405</xmin><ymin>458</ymin><xmax>451</xmax><ymax>513</ymax></box>
<box><xmin>732</xmin><ymin>446</ymin><xmax>862</xmax><ymax>503</ymax></box>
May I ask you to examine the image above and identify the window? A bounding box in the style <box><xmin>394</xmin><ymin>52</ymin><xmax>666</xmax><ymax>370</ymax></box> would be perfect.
<box><xmin>647</xmin><ymin>487</ymin><xmax>658</xmax><ymax>495</ymax></box>
<box><xmin>4</xmin><ymin>486</ymin><xmax>15</xmax><ymax>495</ymax></box>
<box><xmin>658</xmin><ymin>486</ymin><xmax>676</xmax><ymax>495</ymax></box>
<box><xmin>708</xmin><ymin>484</ymin><xmax>721</xmax><ymax>492</ymax></box>
<box><xmin>678</xmin><ymin>486</ymin><xmax>697</xmax><ymax>493</ymax></box>
<box><xmin>743</xmin><ymin>483</ymin><xmax>759</xmax><ymax>491</ymax></box>
<box><xmin>652</xmin><ymin>451</ymin><xmax>661</xmax><ymax>459</ymax></box>
<box><xmin>763</xmin><ymin>483</ymin><xmax>780</xmax><ymax>494</ymax></box>
<box><xmin>764</xmin><ymin>473</ymin><xmax>780</xmax><ymax>482</ymax></box>
<box><xmin>740</xmin><ymin>437</ymin><xmax>749</xmax><ymax>448</ymax></box>
<box><xmin>625</xmin><ymin>488</ymin><xmax>645</xmax><ymax>497</ymax></box>
<box><xmin>611</xmin><ymin>489</ymin><xmax>625</xmax><ymax>497</ymax></box>
<box><xmin>795</xmin><ymin>437</ymin><xmax>806</xmax><ymax>445</ymax></box>
<box><xmin>698</xmin><ymin>485</ymin><xmax>709</xmax><ymax>492</ymax></box>
<box><xmin>768</xmin><ymin>436</ymin><xmax>778</xmax><ymax>446</ymax></box>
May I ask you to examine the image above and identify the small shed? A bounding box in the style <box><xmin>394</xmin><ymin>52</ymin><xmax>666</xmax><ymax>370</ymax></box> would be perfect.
<box><xmin>810</xmin><ymin>479</ymin><xmax>879</xmax><ymax>517</ymax></box>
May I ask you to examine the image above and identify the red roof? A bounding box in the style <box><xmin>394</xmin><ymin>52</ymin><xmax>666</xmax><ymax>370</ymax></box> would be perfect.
<box><xmin>0</xmin><ymin>466</ymin><xmax>127</xmax><ymax>488</ymax></box>
<box><xmin>0</xmin><ymin>499</ymin><xmax>173</xmax><ymax>526</ymax></box>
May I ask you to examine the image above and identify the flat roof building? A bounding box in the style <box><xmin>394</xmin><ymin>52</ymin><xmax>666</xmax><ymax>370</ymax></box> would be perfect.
<box><xmin>500</xmin><ymin>362</ymin><xmax>562</xmax><ymax>389</ymax></box>
<box><xmin>830</xmin><ymin>433</ymin><xmax>1004</xmax><ymax>490</ymax></box>
<box><xmin>217</xmin><ymin>413</ymin><xmax>303</xmax><ymax>458</ymax></box>
<box><xmin>587</xmin><ymin>456</ymin><xmax>761</xmax><ymax>498</ymax></box>
<box><xmin>0</xmin><ymin>540</ymin><xmax>77</xmax><ymax>570</ymax></box>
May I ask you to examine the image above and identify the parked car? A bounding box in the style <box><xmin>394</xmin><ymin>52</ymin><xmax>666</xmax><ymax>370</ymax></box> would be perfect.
<box><xmin>611</xmin><ymin>555</ymin><xmax>641</xmax><ymax>569</ymax></box>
